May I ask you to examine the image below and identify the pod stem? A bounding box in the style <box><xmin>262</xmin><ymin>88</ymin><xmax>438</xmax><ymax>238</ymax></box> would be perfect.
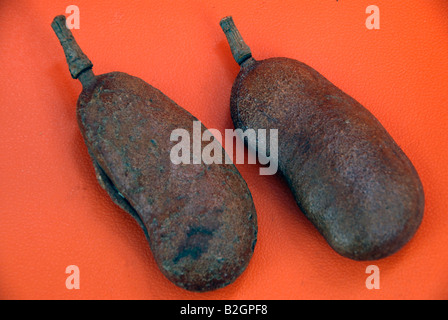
<box><xmin>51</xmin><ymin>15</ymin><xmax>95</xmax><ymax>87</ymax></box>
<box><xmin>220</xmin><ymin>16</ymin><xmax>252</xmax><ymax>66</ymax></box>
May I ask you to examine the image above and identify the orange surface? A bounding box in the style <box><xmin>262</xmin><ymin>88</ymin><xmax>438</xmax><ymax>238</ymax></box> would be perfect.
<box><xmin>1</xmin><ymin>1</ymin><xmax>448</xmax><ymax>300</ymax></box>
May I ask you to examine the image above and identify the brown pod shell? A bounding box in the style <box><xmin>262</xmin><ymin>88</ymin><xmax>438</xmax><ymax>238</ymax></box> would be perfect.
<box><xmin>221</xmin><ymin>16</ymin><xmax>424</xmax><ymax>261</ymax></box>
<box><xmin>52</xmin><ymin>15</ymin><xmax>257</xmax><ymax>292</ymax></box>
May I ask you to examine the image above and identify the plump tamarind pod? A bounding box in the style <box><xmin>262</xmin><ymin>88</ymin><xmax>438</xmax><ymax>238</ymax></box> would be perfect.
<box><xmin>51</xmin><ymin>15</ymin><xmax>257</xmax><ymax>291</ymax></box>
<box><xmin>220</xmin><ymin>16</ymin><xmax>424</xmax><ymax>261</ymax></box>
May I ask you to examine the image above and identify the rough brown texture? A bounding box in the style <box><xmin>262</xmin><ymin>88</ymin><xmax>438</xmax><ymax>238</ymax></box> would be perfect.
<box><xmin>221</xmin><ymin>17</ymin><xmax>424</xmax><ymax>261</ymax></box>
<box><xmin>52</xmin><ymin>15</ymin><xmax>257</xmax><ymax>292</ymax></box>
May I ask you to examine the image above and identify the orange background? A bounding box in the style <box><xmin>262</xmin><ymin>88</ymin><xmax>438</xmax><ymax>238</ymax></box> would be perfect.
<box><xmin>1</xmin><ymin>0</ymin><xmax>448</xmax><ymax>300</ymax></box>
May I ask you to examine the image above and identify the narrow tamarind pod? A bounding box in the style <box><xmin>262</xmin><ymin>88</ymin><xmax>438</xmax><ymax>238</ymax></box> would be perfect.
<box><xmin>52</xmin><ymin>15</ymin><xmax>258</xmax><ymax>291</ymax></box>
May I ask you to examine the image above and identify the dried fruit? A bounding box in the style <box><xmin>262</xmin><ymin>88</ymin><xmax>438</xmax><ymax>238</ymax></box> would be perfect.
<box><xmin>52</xmin><ymin>15</ymin><xmax>257</xmax><ymax>291</ymax></box>
<box><xmin>220</xmin><ymin>16</ymin><xmax>424</xmax><ymax>260</ymax></box>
